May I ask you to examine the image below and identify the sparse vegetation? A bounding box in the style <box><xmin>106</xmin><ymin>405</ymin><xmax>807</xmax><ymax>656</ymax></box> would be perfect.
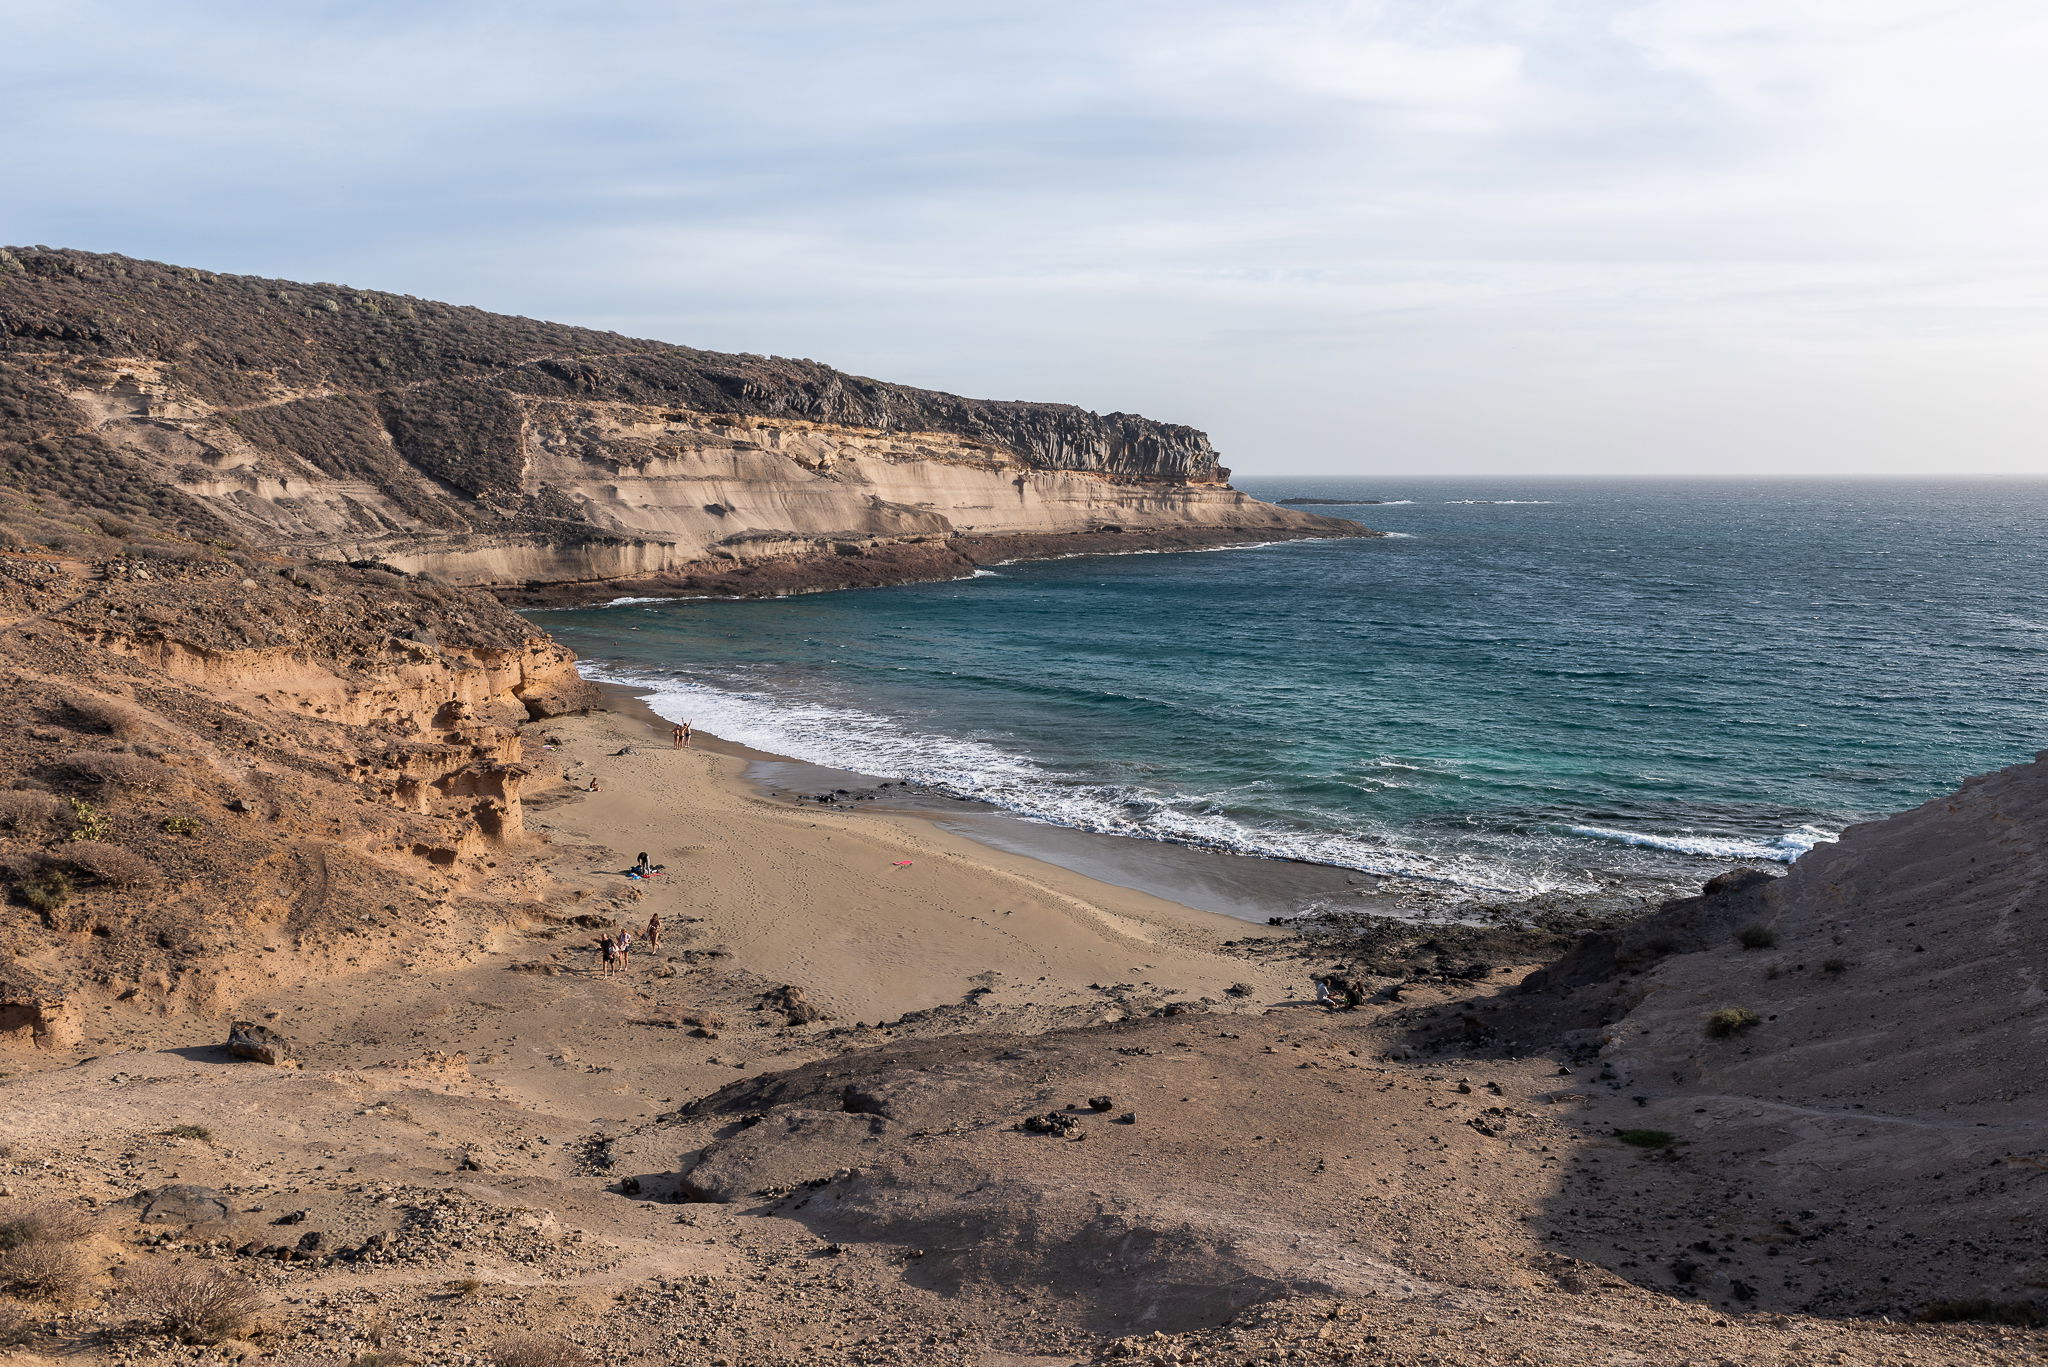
<box><xmin>0</xmin><ymin>1295</ymin><xmax>34</xmax><ymax>1346</ymax></box>
<box><xmin>118</xmin><ymin>1262</ymin><xmax>263</xmax><ymax>1343</ymax></box>
<box><xmin>1822</xmin><ymin>957</ymin><xmax>1848</xmax><ymax>975</ymax></box>
<box><xmin>164</xmin><ymin>1124</ymin><xmax>213</xmax><ymax>1142</ymax></box>
<box><xmin>53</xmin><ymin>841</ymin><xmax>159</xmax><ymax>890</ymax></box>
<box><xmin>1616</xmin><ymin>1128</ymin><xmax>1677</xmax><ymax>1149</ymax></box>
<box><xmin>62</xmin><ymin>695</ymin><xmax>151</xmax><ymax>737</ymax></box>
<box><xmin>16</xmin><ymin>867</ymin><xmax>70</xmax><ymax>914</ymax></box>
<box><xmin>0</xmin><ymin>1200</ymin><xmax>98</xmax><ymax>1304</ymax></box>
<box><xmin>0</xmin><ymin>1200</ymin><xmax>95</xmax><ymax>1253</ymax></box>
<box><xmin>64</xmin><ymin>796</ymin><xmax>109</xmax><ymax>841</ymax></box>
<box><xmin>490</xmin><ymin>1333</ymin><xmax>593</xmax><ymax>1367</ymax></box>
<box><xmin>1705</xmin><ymin>1007</ymin><xmax>1762</xmax><ymax>1039</ymax></box>
<box><xmin>448</xmin><ymin>1277</ymin><xmax>484</xmax><ymax>1301</ymax></box>
<box><xmin>61</xmin><ymin>750</ymin><xmax>178</xmax><ymax>791</ymax></box>
<box><xmin>161</xmin><ymin>814</ymin><xmax>203</xmax><ymax>836</ymax></box>
<box><xmin>0</xmin><ymin>1241</ymin><xmax>89</xmax><ymax>1301</ymax></box>
<box><xmin>1736</xmin><ymin>925</ymin><xmax>1778</xmax><ymax>950</ymax></box>
<box><xmin>0</xmin><ymin>791</ymin><xmax>61</xmax><ymax>832</ymax></box>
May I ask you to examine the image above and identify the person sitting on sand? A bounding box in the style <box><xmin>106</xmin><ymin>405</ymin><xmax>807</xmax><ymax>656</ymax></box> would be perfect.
<box><xmin>587</xmin><ymin>777</ymin><xmax>601</xmax><ymax>793</ymax></box>
<box><xmin>645</xmin><ymin>911</ymin><xmax>662</xmax><ymax>948</ymax></box>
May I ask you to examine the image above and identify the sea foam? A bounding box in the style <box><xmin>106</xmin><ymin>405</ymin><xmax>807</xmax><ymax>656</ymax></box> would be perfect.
<box><xmin>1564</xmin><ymin>823</ymin><xmax>1835</xmax><ymax>862</ymax></box>
<box><xmin>589</xmin><ymin>667</ymin><xmax>1552</xmax><ymax>894</ymax></box>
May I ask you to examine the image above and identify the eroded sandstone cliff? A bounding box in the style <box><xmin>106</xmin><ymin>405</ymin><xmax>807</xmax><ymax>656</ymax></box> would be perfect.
<box><xmin>0</xmin><ymin>529</ymin><xmax>593</xmax><ymax>1048</ymax></box>
<box><xmin>0</xmin><ymin>248</ymin><xmax>1369</xmax><ymax>596</ymax></box>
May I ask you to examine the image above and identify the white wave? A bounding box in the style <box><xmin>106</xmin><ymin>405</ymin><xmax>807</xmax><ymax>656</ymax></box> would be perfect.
<box><xmin>1381</xmin><ymin>531</ymin><xmax>1417</xmax><ymax>539</ymax></box>
<box><xmin>600</xmin><ymin>596</ymin><xmax>673</xmax><ymax>607</ymax></box>
<box><xmin>983</xmin><ymin>535</ymin><xmax>1351</xmax><ymax>568</ymax></box>
<box><xmin>585</xmin><ymin>666</ymin><xmax>1558</xmax><ymax>894</ymax></box>
<box><xmin>969</xmin><ymin>568</ymin><xmax>1002</xmax><ymax>578</ymax></box>
<box><xmin>1565</xmin><ymin>823</ymin><xmax>1835</xmax><ymax>862</ymax></box>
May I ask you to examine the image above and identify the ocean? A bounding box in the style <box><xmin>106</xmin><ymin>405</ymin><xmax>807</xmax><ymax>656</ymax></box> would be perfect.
<box><xmin>528</xmin><ymin>478</ymin><xmax>2048</xmax><ymax>903</ymax></box>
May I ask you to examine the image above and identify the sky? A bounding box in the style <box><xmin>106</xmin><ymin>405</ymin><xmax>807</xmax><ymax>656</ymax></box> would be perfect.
<box><xmin>5</xmin><ymin>0</ymin><xmax>2047</xmax><ymax>477</ymax></box>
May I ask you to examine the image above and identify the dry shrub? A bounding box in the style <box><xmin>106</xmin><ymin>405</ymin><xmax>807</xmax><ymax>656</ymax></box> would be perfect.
<box><xmin>0</xmin><ymin>1199</ymin><xmax>96</xmax><ymax>1251</ymax></box>
<box><xmin>61</xmin><ymin>696</ymin><xmax>151</xmax><ymax>738</ymax></box>
<box><xmin>0</xmin><ymin>1241</ymin><xmax>90</xmax><ymax>1301</ymax></box>
<box><xmin>0</xmin><ymin>1295</ymin><xmax>34</xmax><ymax>1346</ymax></box>
<box><xmin>0</xmin><ymin>792</ymin><xmax>62</xmax><ymax>833</ymax></box>
<box><xmin>61</xmin><ymin>750</ymin><xmax>178</xmax><ymax>790</ymax></box>
<box><xmin>490</xmin><ymin>1333</ymin><xmax>593</xmax><ymax>1367</ymax></box>
<box><xmin>52</xmin><ymin>842</ymin><xmax>159</xmax><ymax>890</ymax></box>
<box><xmin>119</xmin><ymin>1262</ymin><xmax>263</xmax><ymax>1343</ymax></box>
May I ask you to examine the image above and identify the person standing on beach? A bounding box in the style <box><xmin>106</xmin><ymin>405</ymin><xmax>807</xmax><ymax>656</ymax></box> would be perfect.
<box><xmin>645</xmin><ymin>911</ymin><xmax>662</xmax><ymax>948</ymax></box>
<box><xmin>681</xmin><ymin>721</ymin><xmax>693</xmax><ymax>748</ymax></box>
<box><xmin>616</xmin><ymin>927</ymin><xmax>634</xmax><ymax>966</ymax></box>
<box><xmin>598</xmin><ymin>936</ymin><xmax>619</xmax><ymax>976</ymax></box>
<box><xmin>672</xmin><ymin>724</ymin><xmax>686</xmax><ymax>748</ymax></box>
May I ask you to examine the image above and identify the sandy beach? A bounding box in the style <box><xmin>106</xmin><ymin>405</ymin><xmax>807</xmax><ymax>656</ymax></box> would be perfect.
<box><xmin>524</xmin><ymin>687</ymin><xmax>1299</xmax><ymax>1026</ymax></box>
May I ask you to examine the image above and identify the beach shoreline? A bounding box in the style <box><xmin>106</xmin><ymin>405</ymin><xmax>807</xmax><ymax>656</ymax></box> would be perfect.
<box><xmin>523</xmin><ymin>684</ymin><xmax>1308</xmax><ymax>1027</ymax></box>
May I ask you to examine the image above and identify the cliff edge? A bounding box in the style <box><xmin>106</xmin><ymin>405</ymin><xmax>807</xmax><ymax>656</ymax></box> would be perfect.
<box><xmin>0</xmin><ymin>248</ymin><xmax>1369</xmax><ymax>597</ymax></box>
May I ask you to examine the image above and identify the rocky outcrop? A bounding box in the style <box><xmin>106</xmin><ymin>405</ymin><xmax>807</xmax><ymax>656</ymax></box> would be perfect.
<box><xmin>0</xmin><ymin>549</ymin><xmax>594</xmax><ymax>1019</ymax></box>
<box><xmin>0</xmin><ymin>248</ymin><xmax>1372</xmax><ymax>595</ymax></box>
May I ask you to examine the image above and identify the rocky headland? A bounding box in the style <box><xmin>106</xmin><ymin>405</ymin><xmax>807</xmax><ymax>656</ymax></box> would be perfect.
<box><xmin>0</xmin><ymin>248</ymin><xmax>1368</xmax><ymax>603</ymax></box>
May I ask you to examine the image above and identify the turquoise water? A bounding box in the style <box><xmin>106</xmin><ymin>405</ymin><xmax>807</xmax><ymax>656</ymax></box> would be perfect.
<box><xmin>531</xmin><ymin>479</ymin><xmax>2048</xmax><ymax>897</ymax></box>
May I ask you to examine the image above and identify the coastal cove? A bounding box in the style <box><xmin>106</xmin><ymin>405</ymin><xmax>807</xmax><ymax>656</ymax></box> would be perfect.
<box><xmin>532</xmin><ymin>478</ymin><xmax>2048</xmax><ymax>906</ymax></box>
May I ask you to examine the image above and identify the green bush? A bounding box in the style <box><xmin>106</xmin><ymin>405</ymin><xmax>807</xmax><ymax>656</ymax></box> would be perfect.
<box><xmin>64</xmin><ymin>797</ymin><xmax>109</xmax><ymax>842</ymax></box>
<box><xmin>1616</xmin><ymin>1128</ymin><xmax>1677</xmax><ymax>1149</ymax></box>
<box><xmin>1705</xmin><ymin>1007</ymin><xmax>1762</xmax><ymax>1039</ymax></box>
<box><xmin>1736</xmin><ymin>925</ymin><xmax>1778</xmax><ymax>950</ymax></box>
<box><xmin>17</xmin><ymin>868</ymin><xmax>70</xmax><ymax>915</ymax></box>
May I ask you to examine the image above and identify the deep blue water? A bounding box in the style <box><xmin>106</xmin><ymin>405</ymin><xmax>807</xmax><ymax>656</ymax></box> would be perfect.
<box><xmin>530</xmin><ymin>479</ymin><xmax>2048</xmax><ymax>897</ymax></box>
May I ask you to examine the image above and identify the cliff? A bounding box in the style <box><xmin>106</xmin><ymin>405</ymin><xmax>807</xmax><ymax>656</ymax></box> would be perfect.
<box><xmin>0</xmin><ymin>248</ymin><xmax>1369</xmax><ymax>596</ymax></box>
<box><xmin>0</xmin><ymin>521</ymin><xmax>594</xmax><ymax>1048</ymax></box>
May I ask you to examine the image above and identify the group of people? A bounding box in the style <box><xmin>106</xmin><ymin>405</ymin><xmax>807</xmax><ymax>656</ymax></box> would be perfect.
<box><xmin>597</xmin><ymin>909</ymin><xmax>663</xmax><ymax>975</ymax></box>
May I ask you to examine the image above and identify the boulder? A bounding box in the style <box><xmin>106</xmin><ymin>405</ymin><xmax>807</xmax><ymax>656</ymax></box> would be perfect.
<box><xmin>227</xmin><ymin>1020</ymin><xmax>295</xmax><ymax>1066</ymax></box>
<box><xmin>129</xmin><ymin>1183</ymin><xmax>229</xmax><ymax>1226</ymax></box>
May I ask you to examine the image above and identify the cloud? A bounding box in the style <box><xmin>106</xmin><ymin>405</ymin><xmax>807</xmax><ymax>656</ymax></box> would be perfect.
<box><xmin>2</xmin><ymin>0</ymin><xmax>2045</xmax><ymax>474</ymax></box>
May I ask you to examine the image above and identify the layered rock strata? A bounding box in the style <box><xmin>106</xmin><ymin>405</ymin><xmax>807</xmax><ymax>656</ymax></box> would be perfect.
<box><xmin>0</xmin><ymin>248</ymin><xmax>1371</xmax><ymax>596</ymax></box>
<box><xmin>0</xmin><ymin>548</ymin><xmax>592</xmax><ymax>1044</ymax></box>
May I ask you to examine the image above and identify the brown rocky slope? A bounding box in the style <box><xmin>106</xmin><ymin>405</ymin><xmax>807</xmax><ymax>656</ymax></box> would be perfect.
<box><xmin>0</xmin><ymin>247</ymin><xmax>1369</xmax><ymax>599</ymax></box>
<box><xmin>0</xmin><ymin>500</ymin><xmax>593</xmax><ymax>1051</ymax></box>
